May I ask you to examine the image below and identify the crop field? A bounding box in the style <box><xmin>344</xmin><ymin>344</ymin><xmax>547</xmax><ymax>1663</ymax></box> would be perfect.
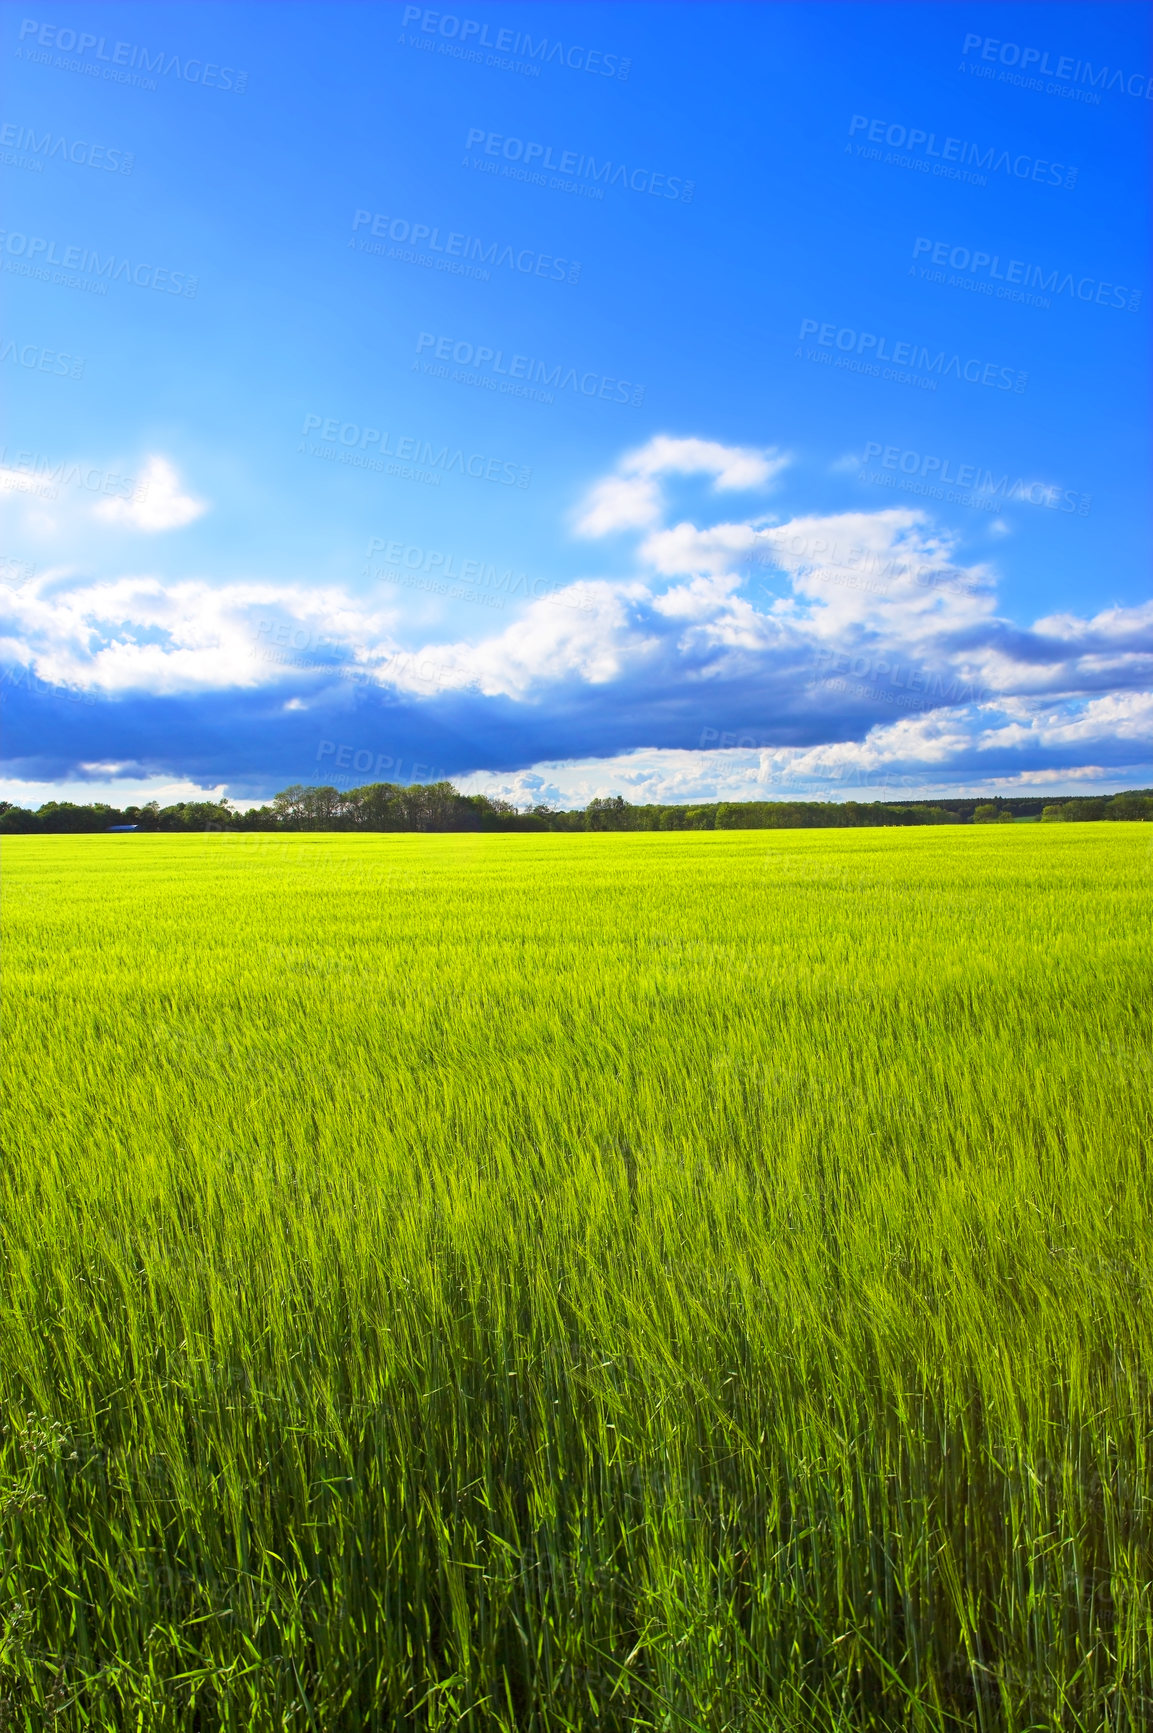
<box><xmin>1</xmin><ymin>824</ymin><xmax>1150</xmax><ymax>1731</ymax></box>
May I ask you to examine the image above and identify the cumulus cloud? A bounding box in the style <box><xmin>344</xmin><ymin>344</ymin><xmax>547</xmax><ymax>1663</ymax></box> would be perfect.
<box><xmin>574</xmin><ymin>433</ymin><xmax>790</xmax><ymax>535</ymax></box>
<box><xmin>983</xmin><ymin>766</ymin><xmax>1110</xmax><ymax>788</ymax></box>
<box><xmin>93</xmin><ymin>456</ymin><xmax>207</xmax><ymax>531</ymax></box>
<box><xmin>0</xmin><ymin>771</ymin><xmax>231</xmax><ymax>809</ymax></box>
<box><xmin>0</xmin><ymin>453</ymin><xmax>207</xmax><ymax>539</ymax></box>
<box><xmin>1</xmin><ymin>434</ymin><xmax>1149</xmax><ymax>797</ymax></box>
<box><xmin>976</xmin><ymin>689</ymin><xmax>1153</xmax><ymax>750</ymax></box>
<box><xmin>573</xmin><ymin>473</ymin><xmax>664</xmax><ymax>537</ymax></box>
<box><xmin>454</xmin><ymin>724</ymin><xmax>1142</xmax><ymax>809</ymax></box>
<box><xmin>0</xmin><ymin>575</ymin><xmax>399</xmax><ymax>695</ymax></box>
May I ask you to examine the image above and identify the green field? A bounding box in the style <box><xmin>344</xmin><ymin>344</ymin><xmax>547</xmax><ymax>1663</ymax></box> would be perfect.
<box><xmin>2</xmin><ymin>825</ymin><xmax>1150</xmax><ymax>1731</ymax></box>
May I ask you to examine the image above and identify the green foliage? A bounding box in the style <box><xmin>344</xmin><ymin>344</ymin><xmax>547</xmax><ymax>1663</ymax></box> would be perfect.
<box><xmin>1043</xmin><ymin>794</ymin><xmax>1153</xmax><ymax>822</ymax></box>
<box><xmin>584</xmin><ymin>794</ymin><xmax>633</xmax><ymax>830</ymax></box>
<box><xmin>2</xmin><ymin>787</ymin><xmax>1150</xmax><ymax>836</ymax></box>
<box><xmin>0</xmin><ymin>797</ymin><xmax>232</xmax><ymax>834</ymax></box>
<box><xmin>714</xmin><ymin>800</ymin><xmax>961</xmax><ymax>829</ymax></box>
<box><xmin>1</xmin><ymin>826</ymin><xmax>1151</xmax><ymax>1729</ymax></box>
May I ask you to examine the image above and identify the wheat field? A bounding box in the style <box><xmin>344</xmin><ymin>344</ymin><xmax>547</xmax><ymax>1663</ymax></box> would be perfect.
<box><xmin>1</xmin><ymin>825</ymin><xmax>1150</xmax><ymax>1730</ymax></box>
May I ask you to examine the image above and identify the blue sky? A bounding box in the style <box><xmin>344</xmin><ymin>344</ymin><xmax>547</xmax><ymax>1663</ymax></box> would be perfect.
<box><xmin>1</xmin><ymin>0</ymin><xmax>1150</xmax><ymax>809</ymax></box>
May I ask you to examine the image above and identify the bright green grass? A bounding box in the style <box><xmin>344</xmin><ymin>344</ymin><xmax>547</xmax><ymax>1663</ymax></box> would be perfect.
<box><xmin>1</xmin><ymin>825</ymin><xmax>1150</xmax><ymax>1731</ymax></box>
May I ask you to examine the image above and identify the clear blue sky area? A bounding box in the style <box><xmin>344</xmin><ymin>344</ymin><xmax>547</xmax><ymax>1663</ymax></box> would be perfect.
<box><xmin>1</xmin><ymin>1</ymin><xmax>1149</xmax><ymax>808</ymax></box>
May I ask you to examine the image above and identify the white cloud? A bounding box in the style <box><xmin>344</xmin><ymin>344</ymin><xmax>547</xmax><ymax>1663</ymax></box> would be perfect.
<box><xmin>625</xmin><ymin>435</ymin><xmax>789</xmax><ymax>492</ymax></box>
<box><xmin>454</xmin><ymin>739</ymin><xmax>1142</xmax><ymax>809</ymax></box>
<box><xmin>381</xmin><ymin>580</ymin><xmax>652</xmax><ymax>701</ymax></box>
<box><xmin>0</xmin><ymin>575</ymin><xmax>400</xmax><ymax>695</ymax></box>
<box><xmin>574</xmin><ymin>434</ymin><xmax>790</xmax><ymax>536</ymax></box>
<box><xmin>0</xmin><ymin>772</ymin><xmax>230</xmax><ymax>808</ymax></box>
<box><xmin>93</xmin><ymin>456</ymin><xmax>207</xmax><ymax>531</ymax></box>
<box><xmin>975</xmin><ymin>689</ymin><xmax>1153</xmax><ymax>750</ymax></box>
<box><xmin>0</xmin><ymin>454</ymin><xmax>207</xmax><ymax>539</ymax></box>
<box><xmin>0</xmin><ymin>465</ymin><xmax>58</xmax><ymax>504</ymax></box>
<box><xmin>982</xmin><ymin>766</ymin><xmax>1110</xmax><ymax>788</ymax></box>
<box><xmin>2</xmin><ymin>434</ymin><xmax>1149</xmax><ymax>797</ymax></box>
<box><xmin>574</xmin><ymin>472</ymin><xmax>663</xmax><ymax>536</ymax></box>
<box><xmin>1031</xmin><ymin>599</ymin><xmax>1153</xmax><ymax>645</ymax></box>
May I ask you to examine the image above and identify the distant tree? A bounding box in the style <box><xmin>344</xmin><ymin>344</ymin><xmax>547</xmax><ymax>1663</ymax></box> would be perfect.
<box><xmin>1040</xmin><ymin>795</ymin><xmax>1153</xmax><ymax>823</ymax></box>
<box><xmin>585</xmin><ymin>796</ymin><xmax>632</xmax><ymax>831</ymax></box>
<box><xmin>920</xmin><ymin>807</ymin><xmax>961</xmax><ymax>825</ymax></box>
<box><xmin>404</xmin><ymin>781</ymin><xmax>480</xmax><ymax>832</ymax></box>
<box><xmin>1066</xmin><ymin>798</ymin><xmax>1107</xmax><ymax>821</ymax></box>
<box><xmin>0</xmin><ymin>805</ymin><xmax>36</xmax><ymax>833</ymax></box>
<box><xmin>125</xmin><ymin>800</ymin><xmax>162</xmax><ymax>830</ymax></box>
<box><xmin>158</xmin><ymin>798</ymin><xmax>235</xmax><ymax>831</ymax></box>
<box><xmin>1104</xmin><ymin>793</ymin><xmax>1153</xmax><ymax>821</ymax></box>
<box><xmin>36</xmin><ymin>801</ymin><xmax>116</xmax><ymax>833</ymax></box>
<box><xmin>7</xmin><ymin>780</ymin><xmax>1149</xmax><ymax>837</ymax></box>
<box><xmin>272</xmin><ymin>785</ymin><xmax>345</xmax><ymax>829</ymax></box>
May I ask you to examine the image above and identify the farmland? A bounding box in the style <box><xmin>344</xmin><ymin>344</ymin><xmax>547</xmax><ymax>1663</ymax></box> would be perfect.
<box><xmin>1</xmin><ymin>824</ymin><xmax>1150</xmax><ymax>1730</ymax></box>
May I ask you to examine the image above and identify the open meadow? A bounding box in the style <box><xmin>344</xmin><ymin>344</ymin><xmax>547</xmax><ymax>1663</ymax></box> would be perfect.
<box><xmin>1</xmin><ymin>824</ymin><xmax>1150</xmax><ymax>1731</ymax></box>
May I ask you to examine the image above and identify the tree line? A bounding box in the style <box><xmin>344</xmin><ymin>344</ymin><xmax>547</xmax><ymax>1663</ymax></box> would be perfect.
<box><xmin>2</xmin><ymin>784</ymin><xmax>1150</xmax><ymax>834</ymax></box>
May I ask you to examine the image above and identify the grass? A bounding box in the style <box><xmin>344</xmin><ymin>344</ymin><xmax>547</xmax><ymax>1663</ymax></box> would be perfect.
<box><xmin>1</xmin><ymin>823</ymin><xmax>1150</xmax><ymax>1731</ymax></box>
